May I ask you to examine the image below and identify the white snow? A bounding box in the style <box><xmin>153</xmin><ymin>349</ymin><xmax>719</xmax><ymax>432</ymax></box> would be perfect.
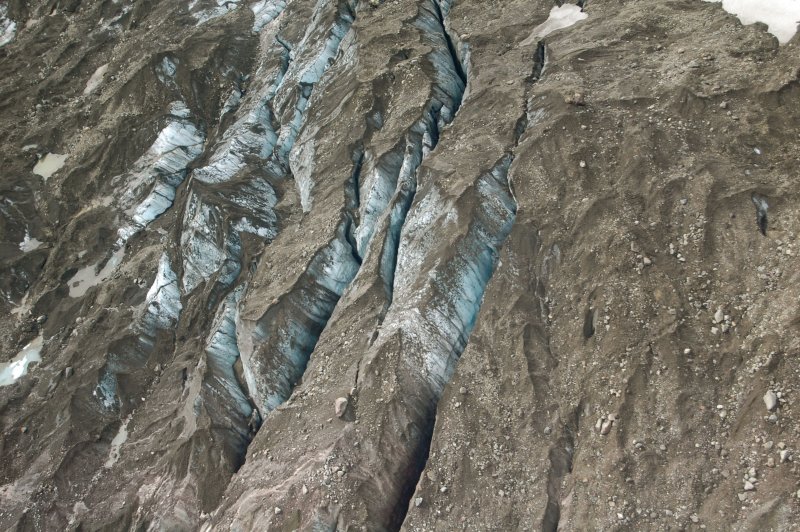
<box><xmin>33</xmin><ymin>153</ymin><xmax>68</xmax><ymax>181</ymax></box>
<box><xmin>0</xmin><ymin>5</ymin><xmax>16</xmax><ymax>48</ymax></box>
<box><xmin>68</xmin><ymin>247</ymin><xmax>125</xmax><ymax>298</ymax></box>
<box><xmin>703</xmin><ymin>0</ymin><xmax>800</xmax><ymax>44</ymax></box>
<box><xmin>19</xmin><ymin>230</ymin><xmax>43</xmax><ymax>252</ymax></box>
<box><xmin>104</xmin><ymin>416</ymin><xmax>130</xmax><ymax>468</ymax></box>
<box><xmin>84</xmin><ymin>64</ymin><xmax>109</xmax><ymax>95</ymax></box>
<box><xmin>10</xmin><ymin>292</ymin><xmax>31</xmax><ymax>317</ymax></box>
<box><xmin>0</xmin><ymin>335</ymin><xmax>43</xmax><ymax>387</ymax></box>
<box><xmin>191</xmin><ymin>0</ymin><xmax>240</xmax><ymax>25</ymax></box>
<box><xmin>521</xmin><ymin>4</ymin><xmax>587</xmax><ymax>45</ymax></box>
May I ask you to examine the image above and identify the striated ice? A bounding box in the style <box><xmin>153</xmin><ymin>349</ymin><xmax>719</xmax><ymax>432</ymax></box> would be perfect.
<box><xmin>181</xmin><ymin>198</ymin><xmax>229</xmax><ymax>293</ymax></box>
<box><xmin>116</xmin><ymin>102</ymin><xmax>204</xmax><ymax>243</ymax></box>
<box><xmin>297</xmin><ymin>11</ymin><xmax>353</xmax><ymax>85</ymax></box>
<box><xmin>271</xmin><ymin>4</ymin><xmax>355</xmax><ymax>173</ymax></box>
<box><xmin>0</xmin><ymin>335</ymin><xmax>43</xmax><ymax>387</ymax></box>
<box><xmin>386</xmin><ymin>157</ymin><xmax>517</xmax><ymax>395</ymax></box>
<box><xmin>142</xmin><ymin>254</ymin><xmax>182</xmax><ymax>331</ymax></box>
<box><xmin>289</xmin><ymin>140</ymin><xmax>316</xmax><ymax>213</ymax></box>
<box><xmin>251</xmin><ymin>0</ymin><xmax>287</xmax><ymax>33</ymax></box>
<box><xmin>220</xmin><ymin>89</ymin><xmax>243</xmax><ymax>118</ymax></box>
<box><xmin>94</xmin><ymin>369</ymin><xmax>119</xmax><ymax>409</ymax></box>
<box><xmin>205</xmin><ymin>287</ymin><xmax>254</xmax><ymax>418</ymax></box>
<box><xmin>192</xmin><ymin>98</ymin><xmax>277</xmax><ymax>184</ymax></box>
<box><xmin>156</xmin><ymin>56</ymin><xmax>178</xmax><ymax>86</ymax></box>
<box><xmin>703</xmin><ymin>0</ymin><xmax>800</xmax><ymax>44</ymax></box>
<box><xmin>245</xmin><ymin>224</ymin><xmax>360</xmax><ymax>414</ymax></box>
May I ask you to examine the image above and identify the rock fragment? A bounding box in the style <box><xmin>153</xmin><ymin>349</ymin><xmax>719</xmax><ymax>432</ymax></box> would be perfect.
<box><xmin>763</xmin><ymin>390</ymin><xmax>778</xmax><ymax>411</ymax></box>
<box><xmin>335</xmin><ymin>397</ymin><xmax>348</xmax><ymax>418</ymax></box>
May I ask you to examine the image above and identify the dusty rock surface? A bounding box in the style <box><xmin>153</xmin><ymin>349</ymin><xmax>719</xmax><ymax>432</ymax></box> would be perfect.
<box><xmin>1</xmin><ymin>0</ymin><xmax>800</xmax><ymax>530</ymax></box>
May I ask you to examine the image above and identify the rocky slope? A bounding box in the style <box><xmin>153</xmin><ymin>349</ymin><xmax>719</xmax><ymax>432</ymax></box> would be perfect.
<box><xmin>1</xmin><ymin>0</ymin><xmax>800</xmax><ymax>530</ymax></box>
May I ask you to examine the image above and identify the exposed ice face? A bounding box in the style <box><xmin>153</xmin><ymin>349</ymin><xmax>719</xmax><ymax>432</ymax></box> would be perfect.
<box><xmin>0</xmin><ymin>335</ymin><xmax>43</xmax><ymax>387</ymax></box>
<box><xmin>243</xmin><ymin>223</ymin><xmax>360</xmax><ymax>414</ymax></box>
<box><xmin>191</xmin><ymin>40</ymin><xmax>290</xmax><ymax>185</ymax></box>
<box><xmin>351</xmin><ymin>0</ymin><xmax>466</xmax><ymax>258</ymax></box>
<box><xmin>385</xmin><ymin>157</ymin><xmax>517</xmax><ymax>396</ymax></box>
<box><xmin>416</xmin><ymin>3</ymin><xmax>466</xmax><ymax>125</ymax></box>
<box><xmin>94</xmin><ymin>368</ymin><xmax>119</xmax><ymax>409</ymax></box>
<box><xmin>271</xmin><ymin>4</ymin><xmax>355</xmax><ymax>176</ymax></box>
<box><xmin>33</xmin><ymin>153</ymin><xmax>68</xmax><ymax>181</ymax></box>
<box><xmin>181</xmin><ymin>197</ymin><xmax>224</xmax><ymax>294</ymax></box>
<box><xmin>251</xmin><ymin>0</ymin><xmax>287</xmax><ymax>33</ymax></box>
<box><xmin>521</xmin><ymin>3</ymin><xmax>587</xmax><ymax>44</ymax></box>
<box><xmin>142</xmin><ymin>254</ymin><xmax>183</xmax><ymax>332</ymax></box>
<box><xmin>703</xmin><ymin>0</ymin><xmax>800</xmax><ymax>44</ymax></box>
<box><xmin>180</xmin><ymin>178</ymin><xmax>276</xmax><ymax>294</ymax></box>
<box><xmin>0</xmin><ymin>5</ymin><xmax>16</xmax><ymax>48</ymax></box>
<box><xmin>156</xmin><ymin>56</ymin><xmax>179</xmax><ymax>86</ymax></box>
<box><xmin>116</xmin><ymin>102</ymin><xmax>205</xmax><ymax>245</ymax></box>
<box><xmin>192</xmin><ymin>99</ymin><xmax>277</xmax><ymax>184</ymax></box>
<box><xmin>181</xmin><ymin>2</ymin><xmax>352</xmax><ymax>294</ymax></box>
<box><xmin>204</xmin><ymin>287</ymin><xmax>254</xmax><ymax>423</ymax></box>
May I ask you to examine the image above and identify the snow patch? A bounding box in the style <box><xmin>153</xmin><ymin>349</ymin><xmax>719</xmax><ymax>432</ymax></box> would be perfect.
<box><xmin>521</xmin><ymin>4</ymin><xmax>587</xmax><ymax>45</ymax></box>
<box><xmin>68</xmin><ymin>247</ymin><xmax>125</xmax><ymax>298</ymax></box>
<box><xmin>703</xmin><ymin>0</ymin><xmax>800</xmax><ymax>43</ymax></box>
<box><xmin>0</xmin><ymin>335</ymin><xmax>43</xmax><ymax>387</ymax></box>
<box><xmin>19</xmin><ymin>230</ymin><xmax>43</xmax><ymax>252</ymax></box>
<box><xmin>84</xmin><ymin>64</ymin><xmax>109</xmax><ymax>95</ymax></box>
<box><xmin>190</xmin><ymin>0</ymin><xmax>241</xmax><ymax>25</ymax></box>
<box><xmin>104</xmin><ymin>416</ymin><xmax>131</xmax><ymax>468</ymax></box>
<box><xmin>10</xmin><ymin>292</ymin><xmax>31</xmax><ymax>317</ymax></box>
<box><xmin>0</xmin><ymin>5</ymin><xmax>16</xmax><ymax>48</ymax></box>
<box><xmin>33</xmin><ymin>153</ymin><xmax>68</xmax><ymax>181</ymax></box>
